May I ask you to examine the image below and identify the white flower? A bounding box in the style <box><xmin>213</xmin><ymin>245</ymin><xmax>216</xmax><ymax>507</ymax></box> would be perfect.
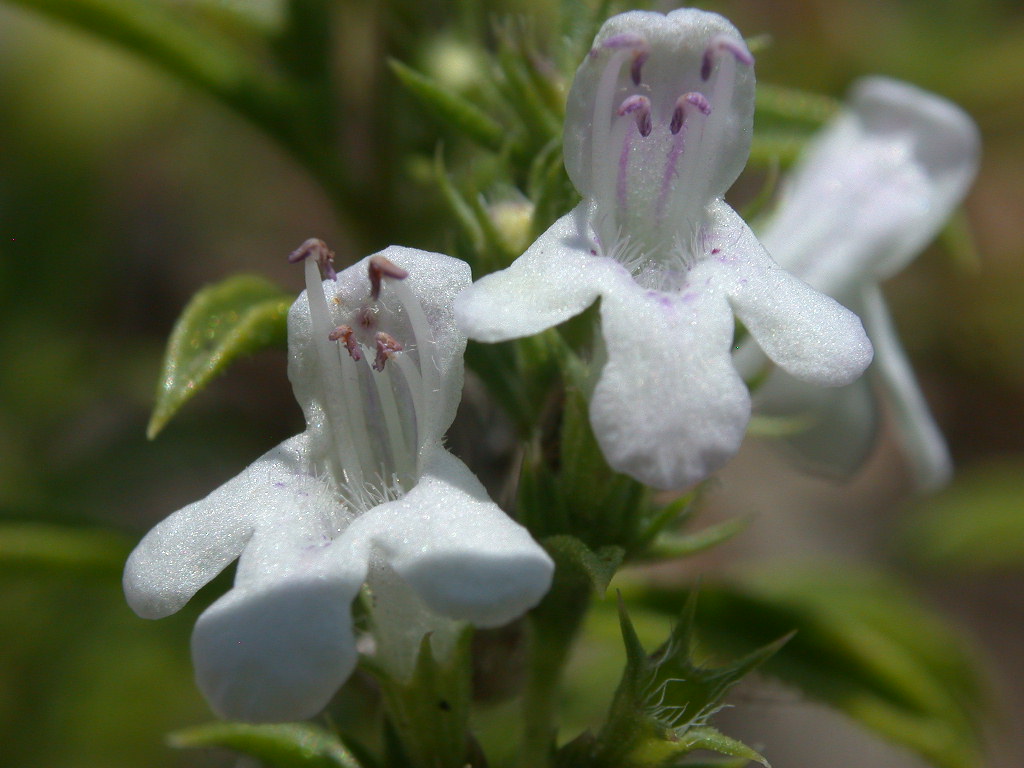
<box><xmin>124</xmin><ymin>242</ymin><xmax>553</xmax><ymax>722</ymax></box>
<box><xmin>748</xmin><ymin>77</ymin><xmax>980</xmax><ymax>490</ymax></box>
<box><xmin>455</xmin><ymin>9</ymin><xmax>872</xmax><ymax>490</ymax></box>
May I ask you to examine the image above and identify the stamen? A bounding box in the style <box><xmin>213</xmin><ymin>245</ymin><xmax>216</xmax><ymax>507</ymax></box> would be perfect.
<box><xmin>617</xmin><ymin>94</ymin><xmax>652</xmax><ymax>137</ymax></box>
<box><xmin>599</xmin><ymin>32</ymin><xmax>645</xmax><ymax>51</ymax></box>
<box><xmin>299</xmin><ymin>256</ymin><xmax>364</xmax><ymax>492</ymax></box>
<box><xmin>368</xmin><ymin>255</ymin><xmax>409</xmax><ymax>300</ymax></box>
<box><xmin>373</xmin><ymin>332</ymin><xmax>404</xmax><ymax>373</ymax></box>
<box><xmin>288</xmin><ymin>237</ymin><xmax>336</xmax><ymax>281</ymax></box>
<box><xmin>630</xmin><ymin>50</ymin><xmax>648</xmax><ymax>86</ymax></box>
<box><xmin>591</xmin><ymin>35</ymin><xmax>648</xmax><ymax>245</ymax></box>
<box><xmin>386</xmin><ymin>276</ymin><xmax>438</xmax><ymax>466</ymax></box>
<box><xmin>701</xmin><ymin>34</ymin><xmax>754</xmax><ymax>81</ymax></box>
<box><xmin>328</xmin><ymin>324</ymin><xmax>362</xmax><ymax>361</ymax></box>
<box><xmin>670</xmin><ymin>91</ymin><xmax>711</xmax><ymax>135</ymax></box>
<box><xmin>369</xmin><ymin>363</ymin><xmax>415</xmax><ymax>487</ymax></box>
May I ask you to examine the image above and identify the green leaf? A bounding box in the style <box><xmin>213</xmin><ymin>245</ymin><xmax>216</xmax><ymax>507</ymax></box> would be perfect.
<box><xmin>169</xmin><ymin>722</ymin><xmax>365</xmax><ymax>768</ymax></box>
<box><xmin>0</xmin><ymin>522</ymin><xmax>130</xmax><ymax>578</ymax></box>
<box><xmin>636</xmin><ymin>567</ymin><xmax>988</xmax><ymax>768</ymax></box>
<box><xmin>148</xmin><ymin>274</ymin><xmax>290</xmax><ymax>438</ymax></box>
<box><xmin>389</xmin><ymin>58</ymin><xmax>506</xmax><ymax>153</ymax></box>
<box><xmin>901</xmin><ymin>458</ymin><xmax>1024</xmax><ymax>570</ymax></box>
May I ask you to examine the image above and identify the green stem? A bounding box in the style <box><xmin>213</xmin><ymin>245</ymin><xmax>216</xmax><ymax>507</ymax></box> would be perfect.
<box><xmin>518</xmin><ymin>579</ymin><xmax>591</xmax><ymax>768</ymax></box>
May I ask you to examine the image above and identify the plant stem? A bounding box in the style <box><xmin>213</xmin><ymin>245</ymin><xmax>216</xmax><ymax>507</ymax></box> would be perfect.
<box><xmin>518</xmin><ymin>577</ymin><xmax>591</xmax><ymax>768</ymax></box>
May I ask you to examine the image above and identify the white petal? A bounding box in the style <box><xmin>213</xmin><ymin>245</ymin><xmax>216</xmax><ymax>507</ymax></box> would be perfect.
<box><xmin>455</xmin><ymin>205</ymin><xmax>619</xmax><ymax>342</ymax></box>
<box><xmin>861</xmin><ymin>284</ymin><xmax>951</xmax><ymax>490</ymax></box>
<box><xmin>191</xmin><ymin>545</ymin><xmax>365</xmax><ymax>722</ymax></box>
<box><xmin>713</xmin><ymin>203</ymin><xmax>874</xmax><ymax>386</ymax></box>
<box><xmin>345</xmin><ymin>449</ymin><xmax>554</xmax><ymax>627</ymax></box>
<box><xmin>755</xmin><ymin>371</ymin><xmax>879</xmax><ymax>480</ymax></box>
<box><xmin>123</xmin><ymin>434</ymin><xmax>315</xmax><ymax>619</ymax></box>
<box><xmin>190</xmin><ymin>469</ymin><xmax>368</xmax><ymax>723</ymax></box>
<box><xmin>590</xmin><ymin>271</ymin><xmax>750</xmax><ymax>490</ymax></box>
<box><xmin>564</xmin><ymin>9</ymin><xmax>754</xmax><ymax>201</ymax></box>
<box><xmin>762</xmin><ymin>77</ymin><xmax>980</xmax><ymax>296</ymax></box>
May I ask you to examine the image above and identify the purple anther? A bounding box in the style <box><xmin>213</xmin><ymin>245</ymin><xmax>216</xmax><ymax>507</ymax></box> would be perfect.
<box><xmin>669</xmin><ymin>104</ymin><xmax>683</xmax><ymax>135</ymax></box>
<box><xmin>373</xmin><ymin>332</ymin><xmax>404</xmax><ymax>372</ymax></box>
<box><xmin>669</xmin><ymin>92</ymin><xmax>710</xmax><ymax>135</ymax></box>
<box><xmin>630</xmin><ymin>50</ymin><xmax>649</xmax><ymax>86</ymax></box>
<box><xmin>618</xmin><ymin>95</ymin><xmax>652</xmax><ymax>137</ymax></box>
<box><xmin>368</xmin><ymin>255</ymin><xmax>409</xmax><ymax>300</ymax></box>
<box><xmin>701</xmin><ymin>35</ymin><xmax>754</xmax><ymax>81</ymax></box>
<box><xmin>686</xmin><ymin>91</ymin><xmax>712</xmax><ymax>115</ymax></box>
<box><xmin>288</xmin><ymin>237</ymin><xmax>336</xmax><ymax>280</ymax></box>
<box><xmin>328</xmin><ymin>324</ymin><xmax>362</xmax><ymax>361</ymax></box>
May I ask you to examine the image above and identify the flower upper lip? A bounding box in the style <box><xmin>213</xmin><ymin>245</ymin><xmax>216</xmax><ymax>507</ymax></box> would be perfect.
<box><xmin>455</xmin><ymin>9</ymin><xmax>874</xmax><ymax>490</ymax></box>
<box><xmin>564</xmin><ymin>9</ymin><xmax>756</xmax><ymax>288</ymax></box>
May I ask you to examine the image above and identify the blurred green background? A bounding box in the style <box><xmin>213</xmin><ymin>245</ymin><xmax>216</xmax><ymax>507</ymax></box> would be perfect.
<box><xmin>0</xmin><ymin>1</ymin><xmax>1022</xmax><ymax>766</ymax></box>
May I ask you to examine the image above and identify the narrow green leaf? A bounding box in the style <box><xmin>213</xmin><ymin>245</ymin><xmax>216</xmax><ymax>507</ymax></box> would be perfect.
<box><xmin>433</xmin><ymin>148</ymin><xmax>485</xmax><ymax>255</ymax></box>
<box><xmin>468</xmin><ymin>188</ymin><xmax>519</xmax><ymax>267</ymax></box>
<box><xmin>148</xmin><ymin>274</ymin><xmax>290</xmax><ymax>438</ymax></box>
<box><xmin>0</xmin><ymin>522</ymin><xmax>130</xmax><ymax>578</ymax></box>
<box><xmin>169</xmin><ymin>722</ymin><xmax>365</xmax><ymax>768</ymax></box>
<box><xmin>389</xmin><ymin>58</ymin><xmax>506</xmax><ymax>153</ymax></box>
<box><xmin>646</xmin><ymin>516</ymin><xmax>752</xmax><ymax>560</ymax></box>
<box><xmin>901</xmin><ymin>458</ymin><xmax>1024</xmax><ymax>570</ymax></box>
<box><xmin>755</xmin><ymin>83</ymin><xmax>840</xmax><ymax>125</ymax></box>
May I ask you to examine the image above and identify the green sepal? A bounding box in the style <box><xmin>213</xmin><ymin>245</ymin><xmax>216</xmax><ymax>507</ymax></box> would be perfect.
<box><xmin>635</xmin><ymin>568</ymin><xmax>987</xmax><ymax>768</ymax></box>
<box><xmin>670</xmin><ymin>726</ymin><xmax>769</xmax><ymax>767</ymax></box>
<box><xmin>168</xmin><ymin>722</ymin><xmax>366</xmax><ymax>768</ymax></box>
<box><xmin>369</xmin><ymin>628</ymin><xmax>475</xmax><ymax>768</ymax></box>
<box><xmin>542</xmin><ymin>535</ymin><xmax>624</xmax><ymax>595</ymax></box>
<box><xmin>389</xmin><ymin>58</ymin><xmax>506</xmax><ymax>154</ymax></box>
<box><xmin>643</xmin><ymin>592</ymin><xmax>792</xmax><ymax>735</ymax></box>
<box><xmin>576</xmin><ymin>596</ymin><xmax>782</xmax><ymax>768</ymax></box>
<box><xmin>0</xmin><ymin>521</ymin><xmax>130</xmax><ymax>578</ymax></box>
<box><xmin>148</xmin><ymin>274</ymin><xmax>290</xmax><ymax>438</ymax></box>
